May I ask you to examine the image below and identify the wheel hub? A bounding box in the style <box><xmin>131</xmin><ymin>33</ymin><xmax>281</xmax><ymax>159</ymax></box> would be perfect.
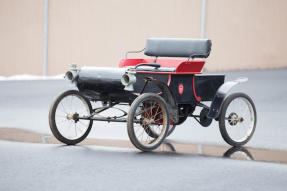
<box><xmin>66</xmin><ymin>113</ymin><xmax>79</xmax><ymax>123</ymax></box>
<box><xmin>142</xmin><ymin>118</ymin><xmax>155</xmax><ymax>126</ymax></box>
<box><xmin>66</xmin><ymin>114</ymin><xmax>73</xmax><ymax>120</ymax></box>
<box><xmin>228</xmin><ymin>112</ymin><xmax>243</xmax><ymax>126</ymax></box>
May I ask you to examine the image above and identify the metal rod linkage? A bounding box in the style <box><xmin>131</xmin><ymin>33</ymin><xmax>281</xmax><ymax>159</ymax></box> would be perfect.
<box><xmin>77</xmin><ymin>116</ymin><xmax>141</xmax><ymax>124</ymax></box>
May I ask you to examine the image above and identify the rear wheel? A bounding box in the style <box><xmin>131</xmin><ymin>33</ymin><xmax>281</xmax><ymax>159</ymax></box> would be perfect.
<box><xmin>219</xmin><ymin>93</ymin><xmax>257</xmax><ymax>147</ymax></box>
<box><xmin>49</xmin><ymin>90</ymin><xmax>93</xmax><ymax>145</ymax></box>
<box><xmin>127</xmin><ymin>93</ymin><xmax>169</xmax><ymax>151</ymax></box>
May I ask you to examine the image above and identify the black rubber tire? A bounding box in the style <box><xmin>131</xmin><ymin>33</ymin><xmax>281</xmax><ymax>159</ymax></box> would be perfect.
<box><xmin>145</xmin><ymin>124</ymin><xmax>176</xmax><ymax>138</ymax></box>
<box><xmin>144</xmin><ymin>110</ymin><xmax>188</xmax><ymax>138</ymax></box>
<box><xmin>49</xmin><ymin>90</ymin><xmax>93</xmax><ymax>145</ymax></box>
<box><xmin>219</xmin><ymin>93</ymin><xmax>257</xmax><ymax>147</ymax></box>
<box><xmin>167</xmin><ymin>124</ymin><xmax>176</xmax><ymax>137</ymax></box>
<box><xmin>143</xmin><ymin>110</ymin><xmax>188</xmax><ymax>138</ymax></box>
<box><xmin>127</xmin><ymin>93</ymin><xmax>169</xmax><ymax>151</ymax></box>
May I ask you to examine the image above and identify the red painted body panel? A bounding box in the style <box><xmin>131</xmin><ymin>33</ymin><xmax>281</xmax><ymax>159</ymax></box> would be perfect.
<box><xmin>118</xmin><ymin>59</ymin><xmax>182</xmax><ymax>68</ymax></box>
<box><xmin>175</xmin><ymin>61</ymin><xmax>204</xmax><ymax>73</ymax></box>
<box><xmin>135</xmin><ymin>71</ymin><xmax>202</xmax><ymax>74</ymax></box>
<box><xmin>119</xmin><ymin>59</ymin><xmax>205</xmax><ymax>74</ymax></box>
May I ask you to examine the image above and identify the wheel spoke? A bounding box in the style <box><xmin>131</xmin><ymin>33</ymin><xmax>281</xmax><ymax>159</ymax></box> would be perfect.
<box><xmin>150</xmin><ymin>101</ymin><xmax>155</xmax><ymax>118</ymax></box>
<box><xmin>78</xmin><ymin>120</ymin><xmax>88</xmax><ymax>128</ymax></box>
<box><xmin>74</xmin><ymin>123</ymin><xmax>77</xmax><ymax>137</ymax></box>
<box><xmin>56</xmin><ymin>115</ymin><xmax>67</xmax><ymax>118</ymax></box>
<box><xmin>153</xmin><ymin>106</ymin><xmax>160</xmax><ymax>120</ymax></box>
<box><xmin>60</xmin><ymin>102</ymin><xmax>69</xmax><ymax>114</ymax></box>
<box><xmin>56</xmin><ymin>119</ymin><xmax>68</xmax><ymax>124</ymax></box>
<box><xmin>62</xmin><ymin>120</ymin><xmax>73</xmax><ymax>136</ymax></box>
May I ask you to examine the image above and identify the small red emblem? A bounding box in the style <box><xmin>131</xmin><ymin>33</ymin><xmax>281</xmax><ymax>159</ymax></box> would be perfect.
<box><xmin>178</xmin><ymin>83</ymin><xmax>184</xmax><ymax>95</ymax></box>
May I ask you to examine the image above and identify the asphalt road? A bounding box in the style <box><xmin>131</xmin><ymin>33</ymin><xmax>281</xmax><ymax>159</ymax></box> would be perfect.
<box><xmin>1</xmin><ymin>140</ymin><xmax>287</xmax><ymax>191</ymax></box>
<box><xmin>0</xmin><ymin>68</ymin><xmax>287</xmax><ymax>190</ymax></box>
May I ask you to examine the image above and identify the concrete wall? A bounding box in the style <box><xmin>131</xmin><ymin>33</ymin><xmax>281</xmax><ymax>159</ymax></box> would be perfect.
<box><xmin>0</xmin><ymin>0</ymin><xmax>286</xmax><ymax>76</ymax></box>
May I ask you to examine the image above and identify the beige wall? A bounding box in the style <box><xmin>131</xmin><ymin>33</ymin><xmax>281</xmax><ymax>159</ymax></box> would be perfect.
<box><xmin>205</xmin><ymin>0</ymin><xmax>287</xmax><ymax>71</ymax></box>
<box><xmin>0</xmin><ymin>0</ymin><xmax>44</xmax><ymax>76</ymax></box>
<box><xmin>47</xmin><ymin>0</ymin><xmax>201</xmax><ymax>75</ymax></box>
<box><xmin>0</xmin><ymin>0</ymin><xmax>286</xmax><ymax>76</ymax></box>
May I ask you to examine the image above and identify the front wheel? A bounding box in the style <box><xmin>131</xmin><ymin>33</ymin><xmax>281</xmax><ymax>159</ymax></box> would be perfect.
<box><xmin>144</xmin><ymin>124</ymin><xmax>176</xmax><ymax>139</ymax></box>
<box><xmin>127</xmin><ymin>93</ymin><xmax>170</xmax><ymax>151</ymax></box>
<box><xmin>49</xmin><ymin>90</ymin><xmax>93</xmax><ymax>145</ymax></box>
<box><xmin>219</xmin><ymin>93</ymin><xmax>257</xmax><ymax>147</ymax></box>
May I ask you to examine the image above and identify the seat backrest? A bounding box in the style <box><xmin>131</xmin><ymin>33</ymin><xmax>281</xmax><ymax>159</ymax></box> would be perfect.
<box><xmin>144</xmin><ymin>38</ymin><xmax>212</xmax><ymax>58</ymax></box>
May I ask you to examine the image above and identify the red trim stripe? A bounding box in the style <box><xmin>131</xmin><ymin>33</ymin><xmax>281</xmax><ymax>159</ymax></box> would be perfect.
<box><xmin>135</xmin><ymin>71</ymin><xmax>201</xmax><ymax>74</ymax></box>
<box><xmin>167</xmin><ymin>74</ymin><xmax>171</xmax><ymax>86</ymax></box>
<box><xmin>193</xmin><ymin>75</ymin><xmax>201</xmax><ymax>102</ymax></box>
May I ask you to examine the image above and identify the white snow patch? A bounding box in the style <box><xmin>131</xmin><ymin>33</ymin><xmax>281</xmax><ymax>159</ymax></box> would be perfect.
<box><xmin>0</xmin><ymin>74</ymin><xmax>64</xmax><ymax>81</ymax></box>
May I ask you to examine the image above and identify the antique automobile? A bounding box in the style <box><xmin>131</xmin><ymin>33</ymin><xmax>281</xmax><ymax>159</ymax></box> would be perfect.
<box><xmin>49</xmin><ymin>38</ymin><xmax>257</xmax><ymax>151</ymax></box>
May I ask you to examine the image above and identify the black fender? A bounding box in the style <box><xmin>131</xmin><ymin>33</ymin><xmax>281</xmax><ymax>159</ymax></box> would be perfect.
<box><xmin>207</xmin><ymin>77</ymin><xmax>248</xmax><ymax>119</ymax></box>
<box><xmin>150</xmin><ymin>79</ymin><xmax>179</xmax><ymax>123</ymax></box>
